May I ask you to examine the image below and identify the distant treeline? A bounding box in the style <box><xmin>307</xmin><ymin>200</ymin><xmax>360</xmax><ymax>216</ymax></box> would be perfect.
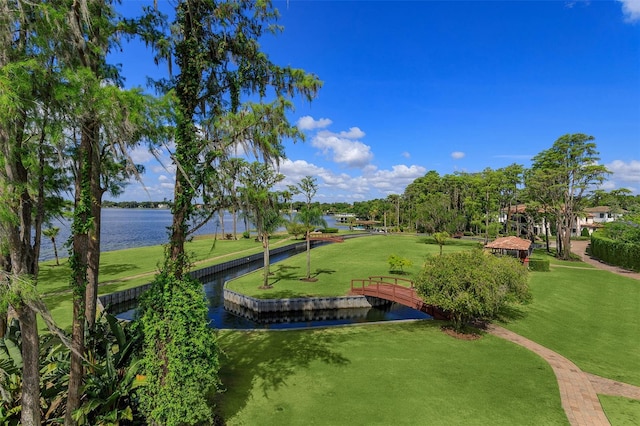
<box><xmin>102</xmin><ymin>201</ymin><xmax>170</xmax><ymax>209</ymax></box>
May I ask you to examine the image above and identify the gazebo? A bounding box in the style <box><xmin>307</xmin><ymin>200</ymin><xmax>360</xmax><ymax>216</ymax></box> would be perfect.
<box><xmin>484</xmin><ymin>236</ymin><xmax>532</xmax><ymax>263</ymax></box>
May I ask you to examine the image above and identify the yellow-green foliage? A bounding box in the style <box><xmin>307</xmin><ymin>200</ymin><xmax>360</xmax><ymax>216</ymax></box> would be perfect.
<box><xmin>415</xmin><ymin>250</ymin><xmax>530</xmax><ymax>330</ymax></box>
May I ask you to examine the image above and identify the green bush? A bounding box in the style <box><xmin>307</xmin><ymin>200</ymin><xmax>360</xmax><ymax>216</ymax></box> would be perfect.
<box><xmin>591</xmin><ymin>232</ymin><xmax>640</xmax><ymax>272</ymax></box>
<box><xmin>388</xmin><ymin>254</ymin><xmax>412</xmax><ymax>273</ymax></box>
<box><xmin>321</xmin><ymin>227</ymin><xmax>339</xmax><ymax>234</ymax></box>
<box><xmin>580</xmin><ymin>228</ymin><xmax>590</xmax><ymax>237</ymax></box>
<box><xmin>415</xmin><ymin>250</ymin><xmax>530</xmax><ymax>331</ymax></box>
<box><xmin>528</xmin><ymin>258</ymin><xmax>550</xmax><ymax>272</ymax></box>
<box><xmin>242</xmin><ymin>231</ymin><xmax>250</xmax><ymax>239</ymax></box>
<box><xmin>286</xmin><ymin>222</ymin><xmax>307</xmax><ymax>239</ymax></box>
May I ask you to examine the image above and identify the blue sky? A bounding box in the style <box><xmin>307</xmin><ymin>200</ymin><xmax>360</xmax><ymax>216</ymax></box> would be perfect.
<box><xmin>110</xmin><ymin>0</ymin><xmax>640</xmax><ymax>203</ymax></box>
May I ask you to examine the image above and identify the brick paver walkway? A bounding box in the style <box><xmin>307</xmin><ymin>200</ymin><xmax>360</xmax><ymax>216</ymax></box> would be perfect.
<box><xmin>485</xmin><ymin>240</ymin><xmax>640</xmax><ymax>425</ymax></box>
<box><xmin>569</xmin><ymin>240</ymin><xmax>640</xmax><ymax>280</ymax></box>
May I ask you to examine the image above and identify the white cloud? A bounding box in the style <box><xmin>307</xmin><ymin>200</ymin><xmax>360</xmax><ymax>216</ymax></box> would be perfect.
<box><xmin>366</xmin><ymin>164</ymin><xmax>427</xmax><ymax>190</ymax></box>
<box><xmin>128</xmin><ymin>145</ymin><xmax>156</xmax><ymax>164</ymax></box>
<box><xmin>296</xmin><ymin>116</ymin><xmax>332</xmax><ymax>131</ymax></box>
<box><xmin>312</xmin><ymin>129</ymin><xmax>374</xmax><ymax>168</ymax></box>
<box><xmin>338</xmin><ymin>127</ymin><xmax>366</xmax><ymax>139</ymax></box>
<box><xmin>607</xmin><ymin>159</ymin><xmax>640</xmax><ymax>182</ymax></box>
<box><xmin>151</xmin><ymin>163</ymin><xmax>177</xmax><ymax>175</ymax></box>
<box><xmin>401</xmin><ymin>151</ymin><xmax>411</xmax><ymax>159</ymax></box>
<box><xmin>618</xmin><ymin>0</ymin><xmax>640</xmax><ymax>22</ymax></box>
<box><xmin>277</xmin><ymin>159</ymin><xmax>326</xmax><ymax>184</ymax></box>
<box><xmin>451</xmin><ymin>151</ymin><xmax>465</xmax><ymax>160</ymax></box>
<box><xmin>276</xmin><ymin>158</ymin><xmax>426</xmax><ymax>201</ymax></box>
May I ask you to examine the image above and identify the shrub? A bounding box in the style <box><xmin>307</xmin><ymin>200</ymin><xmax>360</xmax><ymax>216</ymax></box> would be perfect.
<box><xmin>388</xmin><ymin>254</ymin><xmax>412</xmax><ymax>273</ymax></box>
<box><xmin>528</xmin><ymin>258</ymin><xmax>550</xmax><ymax>272</ymax></box>
<box><xmin>415</xmin><ymin>250</ymin><xmax>530</xmax><ymax>331</ymax></box>
<box><xmin>242</xmin><ymin>231</ymin><xmax>250</xmax><ymax>239</ymax></box>
<box><xmin>580</xmin><ymin>227</ymin><xmax>590</xmax><ymax>237</ymax></box>
<box><xmin>321</xmin><ymin>227</ymin><xmax>339</xmax><ymax>234</ymax></box>
<box><xmin>591</xmin><ymin>232</ymin><xmax>640</xmax><ymax>272</ymax></box>
<box><xmin>286</xmin><ymin>222</ymin><xmax>307</xmax><ymax>239</ymax></box>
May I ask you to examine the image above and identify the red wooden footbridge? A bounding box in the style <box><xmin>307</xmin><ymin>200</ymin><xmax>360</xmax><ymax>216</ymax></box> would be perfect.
<box><xmin>350</xmin><ymin>276</ymin><xmax>449</xmax><ymax>320</ymax></box>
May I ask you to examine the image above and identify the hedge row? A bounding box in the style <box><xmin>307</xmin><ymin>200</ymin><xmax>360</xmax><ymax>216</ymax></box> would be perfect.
<box><xmin>590</xmin><ymin>233</ymin><xmax>640</xmax><ymax>272</ymax></box>
<box><xmin>528</xmin><ymin>258</ymin><xmax>550</xmax><ymax>272</ymax></box>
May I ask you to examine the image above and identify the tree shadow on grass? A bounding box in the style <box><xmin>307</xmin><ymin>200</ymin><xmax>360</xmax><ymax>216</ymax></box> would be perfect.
<box><xmin>216</xmin><ymin>329</ymin><xmax>351</xmax><ymax>420</ymax></box>
<box><xmin>269</xmin><ymin>265</ymin><xmax>300</xmax><ymax>286</ymax></box>
<box><xmin>495</xmin><ymin>303</ymin><xmax>529</xmax><ymax>324</ymax></box>
<box><xmin>98</xmin><ymin>263</ymin><xmax>139</xmax><ymax>278</ymax></box>
<box><xmin>310</xmin><ymin>268</ymin><xmax>335</xmax><ymax>278</ymax></box>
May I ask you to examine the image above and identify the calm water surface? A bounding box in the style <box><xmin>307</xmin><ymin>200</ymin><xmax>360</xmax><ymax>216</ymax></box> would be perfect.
<box><xmin>40</xmin><ymin>208</ymin><xmax>341</xmax><ymax>261</ymax></box>
<box><xmin>46</xmin><ymin>209</ymin><xmax>430</xmax><ymax>329</ymax></box>
<box><xmin>112</xmin><ymin>249</ymin><xmax>432</xmax><ymax>329</ymax></box>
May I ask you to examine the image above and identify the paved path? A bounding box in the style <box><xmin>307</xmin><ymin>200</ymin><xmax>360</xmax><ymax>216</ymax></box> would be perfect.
<box><xmin>485</xmin><ymin>240</ymin><xmax>640</xmax><ymax>425</ymax></box>
<box><xmin>568</xmin><ymin>240</ymin><xmax>640</xmax><ymax>280</ymax></box>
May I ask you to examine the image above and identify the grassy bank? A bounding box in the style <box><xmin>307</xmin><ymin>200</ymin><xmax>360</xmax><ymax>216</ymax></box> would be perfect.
<box><xmin>501</xmin><ymin>265</ymin><xmax>640</xmax><ymax>387</ymax></box>
<box><xmin>217</xmin><ymin>322</ymin><xmax>567</xmax><ymax>425</ymax></box>
<box><xmin>227</xmin><ymin>235</ymin><xmax>481</xmax><ymax>299</ymax></box>
<box><xmin>39</xmin><ymin>235</ymin><xmax>292</xmax><ymax>329</ymax></box>
<box><xmin>36</xmin><ymin>232</ymin><xmax>640</xmax><ymax>424</ymax></box>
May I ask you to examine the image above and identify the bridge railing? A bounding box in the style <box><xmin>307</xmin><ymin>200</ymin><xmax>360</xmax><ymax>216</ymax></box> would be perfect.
<box><xmin>350</xmin><ymin>278</ymin><xmax>408</xmax><ymax>300</ymax></box>
<box><xmin>366</xmin><ymin>275</ymin><xmax>414</xmax><ymax>288</ymax></box>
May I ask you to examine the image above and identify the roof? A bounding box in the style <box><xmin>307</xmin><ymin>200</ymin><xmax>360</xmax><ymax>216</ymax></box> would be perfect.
<box><xmin>584</xmin><ymin>206</ymin><xmax>612</xmax><ymax>213</ymax></box>
<box><xmin>485</xmin><ymin>236</ymin><xmax>532</xmax><ymax>251</ymax></box>
<box><xmin>502</xmin><ymin>204</ymin><xmax>546</xmax><ymax>214</ymax></box>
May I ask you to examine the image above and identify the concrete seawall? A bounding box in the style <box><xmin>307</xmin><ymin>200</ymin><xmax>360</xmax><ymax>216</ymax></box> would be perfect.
<box><xmin>99</xmin><ymin>236</ymin><xmax>371</xmax><ymax>314</ymax></box>
<box><xmin>223</xmin><ymin>288</ymin><xmax>385</xmax><ymax>313</ymax></box>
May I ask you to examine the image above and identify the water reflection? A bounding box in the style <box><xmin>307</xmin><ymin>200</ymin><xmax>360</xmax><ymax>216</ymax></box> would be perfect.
<box><xmin>111</xmin><ymin>242</ymin><xmax>431</xmax><ymax>329</ymax></box>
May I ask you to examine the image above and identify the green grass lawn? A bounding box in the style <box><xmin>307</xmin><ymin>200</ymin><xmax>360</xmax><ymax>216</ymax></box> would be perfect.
<box><xmin>38</xmin><ymin>235</ymin><xmax>286</xmax><ymax>294</ymax></box>
<box><xmin>226</xmin><ymin>235</ymin><xmax>481</xmax><ymax>299</ymax></box>
<box><xmin>216</xmin><ymin>321</ymin><xmax>567</xmax><ymax>425</ymax></box>
<box><xmin>600</xmin><ymin>396</ymin><xmax>640</xmax><ymax>425</ymax></box>
<box><xmin>39</xmin><ymin>235</ymin><xmax>291</xmax><ymax>329</ymax></box>
<box><xmin>501</xmin><ymin>266</ymin><xmax>640</xmax><ymax>387</ymax></box>
<box><xmin>35</xmin><ymin>232</ymin><xmax>640</xmax><ymax>424</ymax></box>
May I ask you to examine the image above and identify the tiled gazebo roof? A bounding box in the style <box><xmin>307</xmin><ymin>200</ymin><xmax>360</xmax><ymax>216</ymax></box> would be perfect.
<box><xmin>485</xmin><ymin>236</ymin><xmax>531</xmax><ymax>251</ymax></box>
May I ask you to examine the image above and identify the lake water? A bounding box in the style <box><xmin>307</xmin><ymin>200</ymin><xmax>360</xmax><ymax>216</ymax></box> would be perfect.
<box><xmin>44</xmin><ymin>209</ymin><xmax>431</xmax><ymax>329</ymax></box>
<box><xmin>111</xmin><ymin>246</ymin><xmax>432</xmax><ymax>329</ymax></box>
<box><xmin>39</xmin><ymin>208</ymin><xmax>342</xmax><ymax>261</ymax></box>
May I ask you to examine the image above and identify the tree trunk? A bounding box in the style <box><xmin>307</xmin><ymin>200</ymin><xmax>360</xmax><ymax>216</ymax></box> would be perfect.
<box><xmin>262</xmin><ymin>233</ymin><xmax>270</xmax><ymax>287</ymax></box>
<box><xmin>65</xmin><ymin>292</ymin><xmax>85</xmax><ymax>426</ymax></box>
<box><xmin>484</xmin><ymin>191</ymin><xmax>490</xmax><ymax>244</ymax></box>
<box><xmin>561</xmin><ymin>215</ymin><xmax>573</xmax><ymax>261</ymax></box>
<box><xmin>66</xmin><ymin>122</ymin><xmax>94</xmax><ymax>426</ymax></box>
<box><xmin>2</xmin><ymin>109</ymin><xmax>41</xmax><ymax>426</ymax></box>
<box><xmin>306</xmin><ymin>230</ymin><xmax>311</xmax><ymax>279</ymax></box>
<box><xmin>555</xmin><ymin>218</ymin><xmax>563</xmax><ymax>258</ymax></box>
<box><xmin>18</xmin><ymin>306</ymin><xmax>40</xmax><ymax>426</ymax></box>
<box><xmin>169</xmin><ymin>175</ymin><xmax>189</xmax><ymax>278</ymax></box>
<box><xmin>544</xmin><ymin>215</ymin><xmax>550</xmax><ymax>252</ymax></box>
<box><xmin>85</xmin><ymin>131</ymin><xmax>103</xmax><ymax>328</ymax></box>
<box><xmin>232</xmin><ymin>207</ymin><xmax>238</xmax><ymax>240</ymax></box>
<box><xmin>52</xmin><ymin>237</ymin><xmax>59</xmax><ymax>266</ymax></box>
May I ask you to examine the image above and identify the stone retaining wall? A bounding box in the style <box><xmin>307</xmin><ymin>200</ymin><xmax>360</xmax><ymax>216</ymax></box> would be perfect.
<box><xmin>98</xmin><ymin>239</ymin><xmax>346</xmax><ymax>311</ymax></box>
<box><xmin>223</xmin><ymin>288</ymin><xmax>385</xmax><ymax>313</ymax></box>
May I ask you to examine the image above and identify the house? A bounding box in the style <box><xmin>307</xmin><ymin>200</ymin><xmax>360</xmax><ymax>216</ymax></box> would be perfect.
<box><xmin>499</xmin><ymin>204</ymin><xmax>550</xmax><ymax>237</ymax></box>
<box><xmin>572</xmin><ymin>206</ymin><xmax>625</xmax><ymax>236</ymax></box>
